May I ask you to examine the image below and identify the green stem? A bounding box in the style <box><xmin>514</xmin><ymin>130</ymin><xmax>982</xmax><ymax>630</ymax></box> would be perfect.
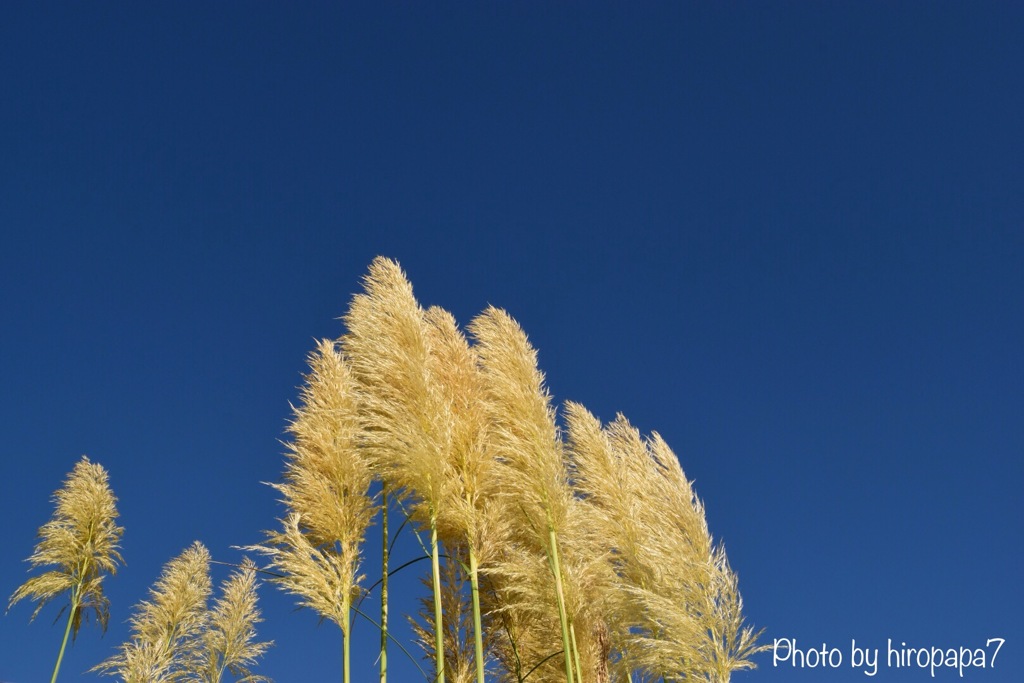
<box><xmin>381</xmin><ymin>486</ymin><xmax>389</xmax><ymax>683</ymax></box>
<box><xmin>430</xmin><ymin>513</ymin><xmax>445</xmax><ymax>683</ymax></box>
<box><xmin>569</xmin><ymin>621</ymin><xmax>582</xmax><ymax>682</ymax></box>
<box><xmin>343</xmin><ymin>592</ymin><xmax>351</xmax><ymax>683</ymax></box>
<box><xmin>351</xmin><ymin>605</ymin><xmax>431</xmax><ymax>682</ymax></box>
<box><xmin>547</xmin><ymin>527</ymin><xmax>575</xmax><ymax>683</ymax></box>
<box><xmin>468</xmin><ymin>545</ymin><xmax>485</xmax><ymax>683</ymax></box>
<box><xmin>51</xmin><ymin>586</ymin><xmax>79</xmax><ymax>683</ymax></box>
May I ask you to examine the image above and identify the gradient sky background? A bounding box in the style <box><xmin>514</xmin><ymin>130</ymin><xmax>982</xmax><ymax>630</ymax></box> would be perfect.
<box><xmin>2</xmin><ymin>3</ymin><xmax>1021</xmax><ymax>682</ymax></box>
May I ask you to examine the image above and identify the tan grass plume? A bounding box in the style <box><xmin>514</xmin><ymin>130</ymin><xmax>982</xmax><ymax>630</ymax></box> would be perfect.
<box><xmin>565</xmin><ymin>402</ymin><xmax>764</xmax><ymax>682</ymax></box>
<box><xmin>198</xmin><ymin>558</ymin><xmax>273</xmax><ymax>683</ymax></box>
<box><xmin>468</xmin><ymin>307</ymin><xmax>610</xmax><ymax>683</ymax></box>
<box><xmin>94</xmin><ymin>541</ymin><xmax>212</xmax><ymax>683</ymax></box>
<box><xmin>249</xmin><ymin>338</ymin><xmax>373</xmax><ymax>680</ymax></box>
<box><xmin>342</xmin><ymin>257</ymin><xmax>448</xmax><ymax>529</ymax></box>
<box><xmin>8</xmin><ymin>456</ymin><xmax>124</xmax><ymax>634</ymax></box>
<box><xmin>343</xmin><ymin>257</ymin><xmax>485</xmax><ymax>683</ymax></box>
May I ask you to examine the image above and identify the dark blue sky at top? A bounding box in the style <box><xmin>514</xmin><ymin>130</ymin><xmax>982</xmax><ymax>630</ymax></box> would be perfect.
<box><xmin>1</xmin><ymin>3</ymin><xmax>1021</xmax><ymax>682</ymax></box>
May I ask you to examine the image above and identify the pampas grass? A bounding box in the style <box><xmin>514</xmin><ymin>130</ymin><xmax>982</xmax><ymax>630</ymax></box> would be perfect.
<box><xmin>94</xmin><ymin>541</ymin><xmax>211</xmax><ymax>682</ymax></box>
<box><xmin>199</xmin><ymin>558</ymin><xmax>273</xmax><ymax>683</ymax></box>
<box><xmin>249</xmin><ymin>338</ymin><xmax>373</xmax><ymax>683</ymax></box>
<box><xmin>423</xmin><ymin>305</ymin><xmax>506</xmax><ymax>683</ymax></box>
<box><xmin>273</xmin><ymin>259</ymin><xmax>764</xmax><ymax>682</ymax></box>
<box><xmin>566</xmin><ymin>403</ymin><xmax>764</xmax><ymax>682</ymax></box>
<box><xmin>343</xmin><ymin>257</ymin><xmax>451</xmax><ymax>683</ymax></box>
<box><xmin>8</xmin><ymin>455</ymin><xmax>124</xmax><ymax>683</ymax></box>
<box><xmin>468</xmin><ymin>307</ymin><xmax>590</xmax><ymax>683</ymax></box>
<box><xmin>3</xmin><ymin>258</ymin><xmax>762</xmax><ymax>683</ymax></box>
<box><xmin>28</xmin><ymin>256</ymin><xmax>755</xmax><ymax>683</ymax></box>
<box><xmin>344</xmin><ymin>259</ymin><xmax>506</xmax><ymax>683</ymax></box>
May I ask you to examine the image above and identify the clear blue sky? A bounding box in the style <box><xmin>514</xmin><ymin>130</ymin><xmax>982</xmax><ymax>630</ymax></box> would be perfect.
<box><xmin>2</xmin><ymin>3</ymin><xmax>1021</xmax><ymax>682</ymax></box>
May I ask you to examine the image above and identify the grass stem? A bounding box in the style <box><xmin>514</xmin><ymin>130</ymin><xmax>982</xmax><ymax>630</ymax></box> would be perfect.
<box><xmin>548</xmin><ymin>527</ymin><xmax>575</xmax><ymax>683</ymax></box>
<box><xmin>381</xmin><ymin>486</ymin><xmax>389</xmax><ymax>683</ymax></box>
<box><xmin>50</xmin><ymin>586</ymin><xmax>79</xmax><ymax>683</ymax></box>
<box><xmin>343</xmin><ymin>592</ymin><xmax>351</xmax><ymax>683</ymax></box>
<box><xmin>430</xmin><ymin>513</ymin><xmax>445</xmax><ymax>683</ymax></box>
<box><xmin>468</xmin><ymin>545</ymin><xmax>485</xmax><ymax>683</ymax></box>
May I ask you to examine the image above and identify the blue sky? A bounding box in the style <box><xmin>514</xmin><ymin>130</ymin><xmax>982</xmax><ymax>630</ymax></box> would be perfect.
<box><xmin>1</xmin><ymin>3</ymin><xmax>1021</xmax><ymax>682</ymax></box>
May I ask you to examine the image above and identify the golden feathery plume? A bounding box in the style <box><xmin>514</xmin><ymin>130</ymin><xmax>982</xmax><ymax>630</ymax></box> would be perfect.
<box><xmin>94</xmin><ymin>541</ymin><xmax>212</xmax><ymax>683</ymax></box>
<box><xmin>468</xmin><ymin>307</ymin><xmax>609</xmax><ymax>683</ymax></box>
<box><xmin>467</xmin><ymin>308</ymin><xmax>572</xmax><ymax>540</ymax></box>
<box><xmin>565</xmin><ymin>403</ymin><xmax>764</xmax><ymax>682</ymax></box>
<box><xmin>8</xmin><ymin>455</ymin><xmax>124</xmax><ymax>683</ymax></box>
<box><xmin>199</xmin><ymin>558</ymin><xmax>273</xmax><ymax>683</ymax></box>
<box><xmin>342</xmin><ymin>257</ymin><xmax>448</xmax><ymax>527</ymax></box>
<box><xmin>248</xmin><ymin>338</ymin><xmax>373</xmax><ymax>681</ymax></box>
<box><xmin>422</xmin><ymin>306</ymin><xmax>501</xmax><ymax>555</ymax></box>
<box><xmin>342</xmin><ymin>257</ymin><xmax>453</xmax><ymax>683</ymax></box>
<box><xmin>647</xmin><ymin>433</ymin><xmax>765</xmax><ymax>681</ymax></box>
<box><xmin>8</xmin><ymin>456</ymin><xmax>124</xmax><ymax>631</ymax></box>
<box><xmin>423</xmin><ymin>305</ymin><xmax>506</xmax><ymax>683</ymax></box>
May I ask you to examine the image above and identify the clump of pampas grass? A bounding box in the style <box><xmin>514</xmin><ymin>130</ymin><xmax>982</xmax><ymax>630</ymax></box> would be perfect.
<box><xmin>8</xmin><ymin>455</ymin><xmax>124</xmax><ymax>683</ymax></box>
<box><xmin>250</xmin><ymin>257</ymin><xmax>764</xmax><ymax>683</ymax></box>
<box><xmin>344</xmin><ymin>258</ymin><xmax>505</xmax><ymax>683</ymax></box>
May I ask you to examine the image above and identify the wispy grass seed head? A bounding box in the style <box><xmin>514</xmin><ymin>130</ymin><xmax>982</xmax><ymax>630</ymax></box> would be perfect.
<box><xmin>469</xmin><ymin>308</ymin><xmax>613</xmax><ymax>683</ymax></box>
<box><xmin>8</xmin><ymin>455</ymin><xmax>124</xmax><ymax>637</ymax></box>
<box><xmin>251</xmin><ymin>339</ymin><xmax>374</xmax><ymax>638</ymax></box>
<box><xmin>201</xmin><ymin>558</ymin><xmax>273</xmax><ymax>683</ymax></box>
<box><xmin>342</xmin><ymin>256</ymin><xmax>450</xmax><ymax>526</ymax></box>
<box><xmin>95</xmin><ymin>541</ymin><xmax>212</xmax><ymax>682</ymax></box>
<box><xmin>467</xmin><ymin>306</ymin><xmax>572</xmax><ymax>545</ymax></box>
<box><xmin>566</xmin><ymin>403</ymin><xmax>764</xmax><ymax>682</ymax></box>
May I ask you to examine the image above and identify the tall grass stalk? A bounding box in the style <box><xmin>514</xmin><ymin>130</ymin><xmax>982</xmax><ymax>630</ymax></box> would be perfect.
<box><xmin>430</xmin><ymin>513</ymin><xmax>445</xmax><ymax>683</ymax></box>
<box><xmin>342</xmin><ymin>258</ymin><xmax>458</xmax><ymax>683</ymax></box>
<box><xmin>8</xmin><ymin>456</ymin><xmax>124</xmax><ymax>683</ymax></box>
<box><xmin>467</xmin><ymin>546</ymin><xmax>485</xmax><ymax>683</ymax></box>
<box><xmin>380</xmin><ymin>485</ymin><xmax>389</xmax><ymax>683</ymax></box>
<box><xmin>249</xmin><ymin>340</ymin><xmax>374</xmax><ymax>683</ymax></box>
<box><xmin>51</xmin><ymin>586</ymin><xmax>76</xmax><ymax>683</ymax></box>
<box><xmin>546</xmin><ymin>527</ymin><xmax>575</xmax><ymax>683</ymax></box>
<box><xmin>468</xmin><ymin>307</ymin><xmax>590</xmax><ymax>683</ymax></box>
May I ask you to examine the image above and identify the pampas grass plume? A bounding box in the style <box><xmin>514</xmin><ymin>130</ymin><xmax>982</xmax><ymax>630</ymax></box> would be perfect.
<box><xmin>8</xmin><ymin>455</ymin><xmax>124</xmax><ymax>683</ymax></box>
